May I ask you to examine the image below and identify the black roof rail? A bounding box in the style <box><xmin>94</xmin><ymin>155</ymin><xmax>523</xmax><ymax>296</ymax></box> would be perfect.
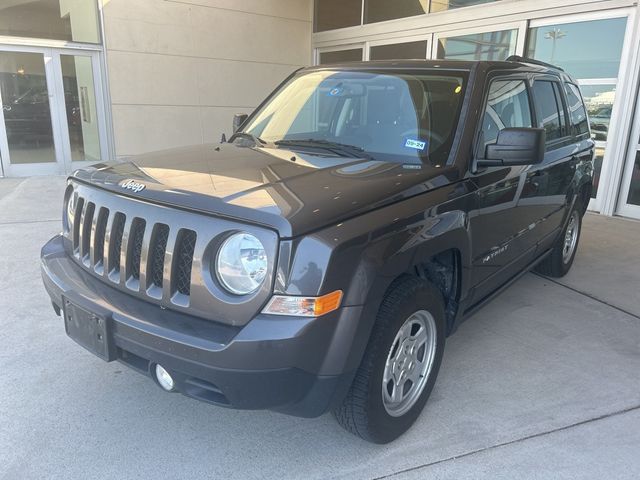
<box><xmin>505</xmin><ymin>55</ymin><xmax>564</xmax><ymax>72</ymax></box>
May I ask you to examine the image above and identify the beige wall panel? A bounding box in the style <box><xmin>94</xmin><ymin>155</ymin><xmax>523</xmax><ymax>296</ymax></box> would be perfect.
<box><xmin>195</xmin><ymin>59</ymin><xmax>298</xmax><ymax>107</ymax></box>
<box><xmin>187</xmin><ymin>8</ymin><xmax>311</xmax><ymax>65</ymax></box>
<box><xmin>103</xmin><ymin>0</ymin><xmax>312</xmax><ymax>157</ymax></box>
<box><xmin>107</xmin><ymin>51</ymin><xmax>199</xmax><ymax>106</ymax></box>
<box><xmin>167</xmin><ymin>0</ymin><xmax>312</xmax><ymax>21</ymax></box>
<box><xmin>103</xmin><ymin>16</ymin><xmax>195</xmax><ymax>56</ymax></box>
<box><xmin>112</xmin><ymin>105</ymin><xmax>203</xmax><ymax>156</ymax></box>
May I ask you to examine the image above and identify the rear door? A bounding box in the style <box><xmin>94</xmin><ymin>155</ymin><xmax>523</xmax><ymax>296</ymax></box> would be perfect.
<box><xmin>521</xmin><ymin>76</ymin><xmax>579</xmax><ymax>252</ymax></box>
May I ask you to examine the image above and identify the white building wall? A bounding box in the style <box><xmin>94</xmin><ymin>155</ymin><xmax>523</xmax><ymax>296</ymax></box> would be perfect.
<box><xmin>101</xmin><ymin>0</ymin><xmax>313</xmax><ymax>157</ymax></box>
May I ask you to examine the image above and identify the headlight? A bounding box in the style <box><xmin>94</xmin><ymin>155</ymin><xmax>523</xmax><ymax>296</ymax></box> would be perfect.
<box><xmin>216</xmin><ymin>233</ymin><xmax>268</xmax><ymax>295</ymax></box>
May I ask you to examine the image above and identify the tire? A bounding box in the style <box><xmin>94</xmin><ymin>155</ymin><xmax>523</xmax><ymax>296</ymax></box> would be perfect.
<box><xmin>535</xmin><ymin>200</ymin><xmax>582</xmax><ymax>278</ymax></box>
<box><xmin>333</xmin><ymin>275</ymin><xmax>446</xmax><ymax>444</ymax></box>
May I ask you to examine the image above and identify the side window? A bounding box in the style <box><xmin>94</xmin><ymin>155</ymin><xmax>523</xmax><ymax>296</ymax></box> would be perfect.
<box><xmin>532</xmin><ymin>80</ymin><xmax>566</xmax><ymax>143</ymax></box>
<box><xmin>564</xmin><ymin>82</ymin><xmax>589</xmax><ymax>137</ymax></box>
<box><xmin>481</xmin><ymin>79</ymin><xmax>532</xmax><ymax>150</ymax></box>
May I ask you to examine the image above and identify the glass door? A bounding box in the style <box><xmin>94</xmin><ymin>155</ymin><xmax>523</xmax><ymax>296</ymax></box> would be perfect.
<box><xmin>0</xmin><ymin>47</ymin><xmax>62</xmax><ymax>176</ymax></box>
<box><xmin>617</xmin><ymin>89</ymin><xmax>640</xmax><ymax>219</ymax></box>
<box><xmin>526</xmin><ymin>12</ymin><xmax>630</xmax><ymax>212</ymax></box>
<box><xmin>0</xmin><ymin>46</ymin><xmax>107</xmax><ymax>177</ymax></box>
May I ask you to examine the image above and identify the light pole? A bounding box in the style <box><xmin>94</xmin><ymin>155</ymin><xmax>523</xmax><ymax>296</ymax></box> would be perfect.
<box><xmin>544</xmin><ymin>28</ymin><xmax>566</xmax><ymax>65</ymax></box>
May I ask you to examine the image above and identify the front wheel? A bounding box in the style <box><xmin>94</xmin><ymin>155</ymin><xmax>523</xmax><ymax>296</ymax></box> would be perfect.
<box><xmin>333</xmin><ymin>276</ymin><xmax>446</xmax><ymax>443</ymax></box>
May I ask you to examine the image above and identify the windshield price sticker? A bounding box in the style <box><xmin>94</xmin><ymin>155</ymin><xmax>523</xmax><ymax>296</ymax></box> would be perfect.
<box><xmin>404</xmin><ymin>138</ymin><xmax>427</xmax><ymax>151</ymax></box>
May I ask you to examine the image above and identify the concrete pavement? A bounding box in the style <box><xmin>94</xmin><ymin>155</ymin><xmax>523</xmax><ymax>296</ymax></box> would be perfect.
<box><xmin>1</xmin><ymin>176</ymin><xmax>639</xmax><ymax>480</ymax></box>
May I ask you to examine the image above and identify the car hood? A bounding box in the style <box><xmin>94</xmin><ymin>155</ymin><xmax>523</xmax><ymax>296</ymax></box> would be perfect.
<box><xmin>73</xmin><ymin>143</ymin><xmax>459</xmax><ymax>238</ymax></box>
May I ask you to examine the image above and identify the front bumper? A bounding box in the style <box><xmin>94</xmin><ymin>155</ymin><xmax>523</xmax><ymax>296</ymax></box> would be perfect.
<box><xmin>41</xmin><ymin>235</ymin><xmax>361</xmax><ymax>417</ymax></box>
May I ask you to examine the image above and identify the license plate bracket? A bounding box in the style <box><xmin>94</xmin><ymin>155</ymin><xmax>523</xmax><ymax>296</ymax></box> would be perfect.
<box><xmin>63</xmin><ymin>297</ymin><xmax>115</xmax><ymax>361</ymax></box>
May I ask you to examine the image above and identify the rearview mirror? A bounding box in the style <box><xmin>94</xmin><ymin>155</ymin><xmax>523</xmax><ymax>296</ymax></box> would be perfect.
<box><xmin>478</xmin><ymin>128</ymin><xmax>545</xmax><ymax>168</ymax></box>
<box><xmin>232</xmin><ymin>113</ymin><xmax>248</xmax><ymax>133</ymax></box>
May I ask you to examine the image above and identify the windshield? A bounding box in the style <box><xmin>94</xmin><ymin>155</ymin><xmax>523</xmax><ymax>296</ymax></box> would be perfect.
<box><xmin>242</xmin><ymin>69</ymin><xmax>467</xmax><ymax>166</ymax></box>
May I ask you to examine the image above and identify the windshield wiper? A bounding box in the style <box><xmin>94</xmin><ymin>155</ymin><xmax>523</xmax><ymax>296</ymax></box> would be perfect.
<box><xmin>230</xmin><ymin>131</ymin><xmax>266</xmax><ymax>146</ymax></box>
<box><xmin>275</xmin><ymin>139</ymin><xmax>372</xmax><ymax>159</ymax></box>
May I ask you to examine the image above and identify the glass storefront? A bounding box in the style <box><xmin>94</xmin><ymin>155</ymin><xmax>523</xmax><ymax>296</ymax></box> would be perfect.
<box><xmin>0</xmin><ymin>0</ymin><xmax>101</xmax><ymax>44</ymax></box>
<box><xmin>319</xmin><ymin>48</ymin><xmax>363</xmax><ymax>64</ymax></box>
<box><xmin>437</xmin><ymin>29</ymin><xmax>517</xmax><ymax>61</ymax></box>
<box><xmin>0</xmin><ymin>51</ymin><xmax>56</xmax><ymax>165</ymax></box>
<box><xmin>0</xmin><ymin>0</ymin><xmax>106</xmax><ymax>177</ymax></box>
<box><xmin>625</xmin><ymin>151</ymin><xmax>640</xmax><ymax>206</ymax></box>
<box><xmin>313</xmin><ymin>4</ymin><xmax>640</xmax><ymax>219</ymax></box>
<box><xmin>314</xmin><ymin>0</ymin><xmax>503</xmax><ymax>30</ymax></box>
<box><xmin>527</xmin><ymin>17</ymin><xmax>627</xmax><ymax>199</ymax></box>
<box><xmin>369</xmin><ymin>41</ymin><xmax>429</xmax><ymax>60</ymax></box>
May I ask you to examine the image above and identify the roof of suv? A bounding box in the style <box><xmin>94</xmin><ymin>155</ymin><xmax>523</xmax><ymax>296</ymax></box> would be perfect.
<box><xmin>307</xmin><ymin>58</ymin><xmax>568</xmax><ymax>78</ymax></box>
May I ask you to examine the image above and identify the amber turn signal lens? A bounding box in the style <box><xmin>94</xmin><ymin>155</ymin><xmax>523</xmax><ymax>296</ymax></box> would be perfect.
<box><xmin>262</xmin><ymin>290</ymin><xmax>343</xmax><ymax>317</ymax></box>
<box><xmin>313</xmin><ymin>290</ymin><xmax>343</xmax><ymax>316</ymax></box>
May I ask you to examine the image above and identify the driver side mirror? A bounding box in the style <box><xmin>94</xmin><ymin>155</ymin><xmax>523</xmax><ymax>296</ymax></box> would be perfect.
<box><xmin>232</xmin><ymin>113</ymin><xmax>248</xmax><ymax>133</ymax></box>
<box><xmin>477</xmin><ymin>127</ymin><xmax>545</xmax><ymax>168</ymax></box>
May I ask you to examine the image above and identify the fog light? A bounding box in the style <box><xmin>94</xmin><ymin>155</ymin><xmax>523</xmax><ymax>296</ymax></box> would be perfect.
<box><xmin>154</xmin><ymin>364</ymin><xmax>175</xmax><ymax>392</ymax></box>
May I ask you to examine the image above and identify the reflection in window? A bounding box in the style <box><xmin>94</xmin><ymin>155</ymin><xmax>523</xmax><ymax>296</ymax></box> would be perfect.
<box><xmin>580</xmin><ymin>85</ymin><xmax>616</xmax><ymax>142</ymax></box>
<box><xmin>564</xmin><ymin>83</ymin><xmax>589</xmax><ymax>137</ymax></box>
<box><xmin>0</xmin><ymin>51</ymin><xmax>56</xmax><ymax>164</ymax></box>
<box><xmin>61</xmin><ymin>55</ymin><xmax>102</xmax><ymax>163</ymax></box>
<box><xmin>437</xmin><ymin>30</ymin><xmax>517</xmax><ymax>61</ymax></box>
<box><xmin>430</xmin><ymin>0</ymin><xmax>497</xmax><ymax>13</ymax></box>
<box><xmin>319</xmin><ymin>49</ymin><xmax>363</xmax><ymax>65</ymax></box>
<box><xmin>527</xmin><ymin>18</ymin><xmax>626</xmax><ymax>79</ymax></box>
<box><xmin>364</xmin><ymin>0</ymin><xmax>428</xmax><ymax>24</ymax></box>
<box><xmin>481</xmin><ymin>80</ymin><xmax>532</xmax><ymax>149</ymax></box>
<box><xmin>314</xmin><ymin>0</ymin><xmax>362</xmax><ymax>32</ymax></box>
<box><xmin>0</xmin><ymin>0</ymin><xmax>100</xmax><ymax>43</ymax></box>
<box><xmin>592</xmin><ymin>147</ymin><xmax>605</xmax><ymax>198</ymax></box>
<box><xmin>369</xmin><ymin>41</ymin><xmax>428</xmax><ymax>60</ymax></box>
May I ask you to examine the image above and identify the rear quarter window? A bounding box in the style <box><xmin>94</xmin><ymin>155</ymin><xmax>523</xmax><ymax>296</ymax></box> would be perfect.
<box><xmin>564</xmin><ymin>83</ymin><xmax>590</xmax><ymax>137</ymax></box>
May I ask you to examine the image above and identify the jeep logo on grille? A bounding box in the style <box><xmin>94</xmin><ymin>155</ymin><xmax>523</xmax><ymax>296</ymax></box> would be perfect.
<box><xmin>120</xmin><ymin>179</ymin><xmax>146</xmax><ymax>193</ymax></box>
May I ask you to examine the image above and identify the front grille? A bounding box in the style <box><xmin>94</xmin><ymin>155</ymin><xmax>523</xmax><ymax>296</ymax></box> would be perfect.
<box><xmin>63</xmin><ymin>182</ymin><xmax>277</xmax><ymax>324</ymax></box>
<box><xmin>69</xmin><ymin>196</ymin><xmax>197</xmax><ymax>305</ymax></box>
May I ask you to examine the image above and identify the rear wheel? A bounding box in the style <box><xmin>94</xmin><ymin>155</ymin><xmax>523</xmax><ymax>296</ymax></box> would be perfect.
<box><xmin>333</xmin><ymin>276</ymin><xmax>446</xmax><ymax>444</ymax></box>
<box><xmin>535</xmin><ymin>201</ymin><xmax>582</xmax><ymax>277</ymax></box>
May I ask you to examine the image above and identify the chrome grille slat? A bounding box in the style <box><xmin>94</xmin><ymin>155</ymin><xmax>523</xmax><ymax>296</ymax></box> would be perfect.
<box><xmin>73</xmin><ymin>197</ymin><xmax>85</xmax><ymax>256</ymax></box>
<box><xmin>118</xmin><ymin>216</ymin><xmax>134</xmax><ymax>285</ymax></box>
<box><xmin>92</xmin><ymin>207</ymin><xmax>109</xmax><ymax>275</ymax></box>
<box><xmin>137</xmin><ymin>223</ymin><xmax>154</xmax><ymax>293</ymax></box>
<box><xmin>62</xmin><ymin>182</ymin><xmax>278</xmax><ymax>324</ymax></box>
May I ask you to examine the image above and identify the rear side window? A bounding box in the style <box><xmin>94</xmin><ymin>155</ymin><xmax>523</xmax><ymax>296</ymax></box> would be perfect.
<box><xmin>564</xmin><ymin>83</ymin><xmax>589</xmax><ymax>137</ymax></box>
<box><xmin>481</xmin><ymin>79</ymin><xmax>533</xmax><ymax>150</ymax></box>
<box><xmin>532</xmin><ymin>80</ymin><xmax>567</xmax><ymax>142</ymax></box>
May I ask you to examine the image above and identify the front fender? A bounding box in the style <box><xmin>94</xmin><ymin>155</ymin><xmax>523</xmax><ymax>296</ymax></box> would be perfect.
<box><xmin>275</xmin><ymin>183</ymin><xmax>474</xmax><ymax>374</ymax></box>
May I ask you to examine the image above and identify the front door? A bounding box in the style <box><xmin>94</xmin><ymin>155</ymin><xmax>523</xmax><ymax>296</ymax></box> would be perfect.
<box><xmin>0</xmin><ymin>46</ymin><xmax>107</xmax><ymax>177</ymax></box>
<box><xmin>468</xmin><ymin>76</ymin><xmax>540</xmax><ymax>304</ymax></box>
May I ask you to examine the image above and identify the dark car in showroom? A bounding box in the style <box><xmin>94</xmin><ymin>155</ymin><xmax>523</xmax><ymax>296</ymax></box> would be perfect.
<box><xmin>41</xmin><ymin>56</ymin><xmax>593</xmax><ymax>443</ymax></box>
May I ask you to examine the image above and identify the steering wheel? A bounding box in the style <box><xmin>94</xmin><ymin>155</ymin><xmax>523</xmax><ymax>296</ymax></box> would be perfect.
<box><xmin>400</xmin><ymin>128</ymin><xmax>445</xmax><ymax>149</ymax></box>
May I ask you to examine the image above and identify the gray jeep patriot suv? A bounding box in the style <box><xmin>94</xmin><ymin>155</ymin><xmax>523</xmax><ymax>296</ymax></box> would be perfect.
<box><xmin>41</xmin><ymin>57</ymin><xmax>593</xmax><ymax>443</ymax></box>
